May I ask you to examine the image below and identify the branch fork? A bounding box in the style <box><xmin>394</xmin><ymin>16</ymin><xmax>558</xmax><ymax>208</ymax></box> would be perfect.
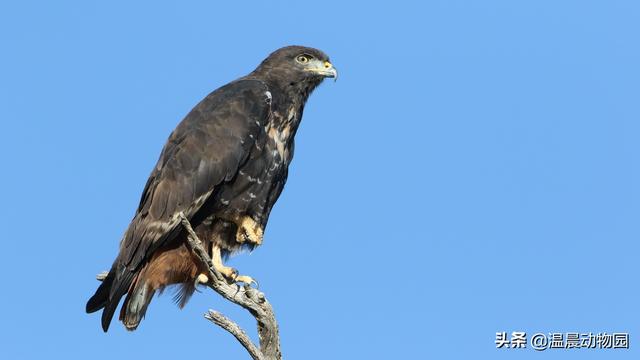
<box><xmin>97</xmin><ymin>213</ymin><xmax>281</xmax><ymax>360</ymax></box>
<box><xmin>178</xmin><ymin>213</ymin><xmax>281</xmax><ymax>360</ymax></box>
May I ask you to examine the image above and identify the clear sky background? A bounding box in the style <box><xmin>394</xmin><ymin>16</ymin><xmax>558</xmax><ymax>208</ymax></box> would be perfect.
<box><xmin>0</xmin><ymin>1</ymin><xmax>638</xmax><ymax>359</ymax></box>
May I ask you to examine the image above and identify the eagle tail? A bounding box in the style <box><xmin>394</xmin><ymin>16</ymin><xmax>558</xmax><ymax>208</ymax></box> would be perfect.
<box><xmin>86</xmin><ymin>269</ymin><xmax>115</xmax><ymax>313</ymax></box>
<box><xmin>119</xmin><ymin>275</ymin><xmax>156</xmax><ymax>331</ymax></box>
<box><xmin>86</xmin><ymin>262</ymin><xmax>136</xmax><ymax>332</ymax></box>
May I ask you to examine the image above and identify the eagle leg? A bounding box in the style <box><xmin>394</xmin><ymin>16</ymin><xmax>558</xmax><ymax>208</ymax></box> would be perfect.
<box><xmin>211</xmin><ymin>243</ymin><xmax>258</xmax><ymax>288</ymax></box>
<box><xmin>235</xmin><ymin>216</ymin><xmax>264</xmax><ymax>246</ymax></box>
<box><xmin>211</xmin><ymin>243</ymin><xmax>238</xmax><ymax>279</ymax></box>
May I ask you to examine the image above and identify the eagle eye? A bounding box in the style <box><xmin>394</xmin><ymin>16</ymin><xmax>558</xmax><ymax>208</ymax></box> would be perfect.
<box><xmin>295</xmin><ymin>54</ymin><xmax>311</xmax><ymax>64</ymax></box>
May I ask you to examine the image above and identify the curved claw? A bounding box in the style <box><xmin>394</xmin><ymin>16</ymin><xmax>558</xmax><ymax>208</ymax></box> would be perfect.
<box><xmin>235</xmin><ymin>275</ymin><xmax>259</xmax><ymax>289</ymax></box>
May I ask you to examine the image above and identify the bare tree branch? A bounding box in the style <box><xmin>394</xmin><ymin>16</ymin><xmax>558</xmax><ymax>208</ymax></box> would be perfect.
<box><xmin>178</xmin><ymin>212</ymin><xmax>282</xmax><ymax>360</ymax></box>
<box><xmin>95</xmin><ymin>214</ymin><xmax>282</xmax><ymax>359</ymax></box>
<box><xmin>96</xmin><ymin>271</ymin><xmax>109</xmax><ymax>281</ymax></box>
<box><xmin>205</xmin><ymin>310</ymin><xmax>263</xmax><ymax>360</ymax></box>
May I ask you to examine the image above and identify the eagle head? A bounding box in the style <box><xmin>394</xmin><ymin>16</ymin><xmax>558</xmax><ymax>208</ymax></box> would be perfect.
<box><xmin>250</xmin><ymin>46</ymin><xmax>337</xmax><ymax>89</ymax></box>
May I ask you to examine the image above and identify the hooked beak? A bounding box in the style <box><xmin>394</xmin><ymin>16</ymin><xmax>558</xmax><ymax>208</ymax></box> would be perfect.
<box><xmin>308</xmin><ymin>60</ymin><xmax>338</xmax><ymax>81</ymax></box>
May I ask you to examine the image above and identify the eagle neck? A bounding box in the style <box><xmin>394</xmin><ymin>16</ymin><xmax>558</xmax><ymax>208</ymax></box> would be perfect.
<box><xmin>265</xmin><ymin>77</ymin><xmax>321</xmax><ymax>132</ymax></box>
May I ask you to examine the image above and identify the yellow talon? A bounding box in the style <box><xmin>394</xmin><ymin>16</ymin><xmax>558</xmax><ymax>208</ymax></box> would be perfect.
<box><xmin>234</xmin><ymin>275</ymin><xmax>259</xmax><ymax>288</ymax></box>
<box><xmin>196</xmin><ymin>274</ymin><xmax>209</xmax><ymax>284</ymax></box>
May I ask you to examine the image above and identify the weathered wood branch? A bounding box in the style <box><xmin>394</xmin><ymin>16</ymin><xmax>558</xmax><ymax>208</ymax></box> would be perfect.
<box><xmin>96</xmin><ymin>271</ymin><xmax>109</xmax><ymax>281</ymax></box>
<box><xmin>205</xmin><ymin>310</ymin><xmax>263</xmax><ymax>360</ymax></box>
<box><xmin>95</xmin><ymin>214</ymin><xmax>282</xmax><ymax>360</ymax></box>
<box><xmin>177</xmin><ymin>212</ymin><xmax>281</xmax><ymax>360</ymax></box>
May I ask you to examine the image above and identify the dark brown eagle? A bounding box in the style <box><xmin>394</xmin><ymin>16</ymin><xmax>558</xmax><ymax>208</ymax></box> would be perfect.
<box><xmin>86</xmin><ymin>46</ymin><xmax>337</xmax><ymax>332</ymax></box>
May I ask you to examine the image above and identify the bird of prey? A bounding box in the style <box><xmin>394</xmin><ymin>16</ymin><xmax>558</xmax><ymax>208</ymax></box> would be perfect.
<box><xmin>86</xmin><ymin>46</ymin><xmax>337</xmax><ymax>332</ymax></box>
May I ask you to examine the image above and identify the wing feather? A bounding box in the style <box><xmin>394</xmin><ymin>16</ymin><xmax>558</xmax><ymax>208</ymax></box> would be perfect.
<box><xmin>117</xmin><ymin>79</ymin><xmax>271</xmax><ymax>272</ymax></box>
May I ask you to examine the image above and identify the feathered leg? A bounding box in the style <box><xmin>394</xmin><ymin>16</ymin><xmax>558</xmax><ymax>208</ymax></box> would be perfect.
<box><xmin>234</xmin><ymin>216</ymin><xmax>264</xmax><ymax>246</ymax></box>
<box><xmin>211</xmin><ymin>243</ymin><xmax>257</xmax><ymax>286</ymax></box>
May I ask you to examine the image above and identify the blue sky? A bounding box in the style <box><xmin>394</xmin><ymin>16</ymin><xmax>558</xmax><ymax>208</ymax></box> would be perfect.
<box><xmin>0</xmin><ymin>1</ymin><xmax>638</xmax><ymax>358</ymax></box>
